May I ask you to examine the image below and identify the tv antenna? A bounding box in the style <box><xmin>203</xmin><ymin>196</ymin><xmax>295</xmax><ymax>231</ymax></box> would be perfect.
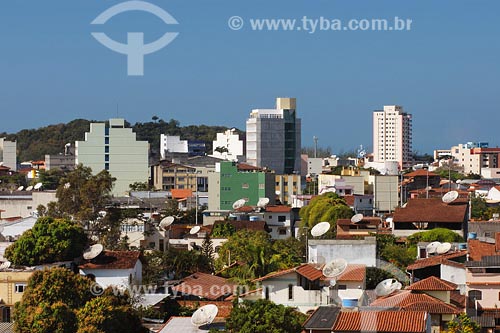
<box><xmin>310</xmin><ymin>222</ymin><xmax>331</xmax><ymax>237</ymax></box>
<box><xmin>375</xmin><ymin>278</ymin><xmax>402</xmax><ymax>297</ymax></box>
<box><xmin>322</xmin><ymin>258</ymin><xmax>347</xmax><ymax>278</ymax></box>
<box><xmin>83</xmin><ymin>244</ymin><xmax>104</xmax><ymax>260</ymax></box>
<box><xmin>191</xmin><ymin>304</ymin><xmax>218</xmax><ymax>327</ymax></box>
<box><xmin>159</xmin><ymin>216</ymin><xmax>175</xmax><ymax>230</ymax></box>
<box><xmin>442</xmin><ymin>190</ymin><xmax>459</xmax><ymax>204</ymax></box>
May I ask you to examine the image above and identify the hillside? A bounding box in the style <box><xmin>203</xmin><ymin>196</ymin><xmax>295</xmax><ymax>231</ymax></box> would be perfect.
<box><xmin>0</xmin><ymin>118</ymin><xmax>243</xmax><ymax>162</ymax></box>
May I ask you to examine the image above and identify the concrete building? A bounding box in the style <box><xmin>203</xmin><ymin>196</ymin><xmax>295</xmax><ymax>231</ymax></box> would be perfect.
<box><xmin>0</xmin><ymin>138</ymin><xmax>16</xmax><ymax>172</ymax></box>
<box><xmin>450</xmin><ymin>142</ymin><xmax>500</xmax><ymax>175</ymax></box>
<box><xmin>208</xmin><ymin>161</ymin><xmax>275</xmax><ymax>211</ymax></box>
<box><xmin>0</xmin><ymin>270</ymin><xmax>34</xmax><ymax>321</ymax></box>
<box><xmin>44</xmin><ymin>143</ymin><xmax>75</xmax><ymax>171</ymax></box>
<box><xmin>75</xmin><ymin>118</ymin><xmax>149</xmax><ymax>196</ymax></box>
<box><xmin>308</xmin><ymin>237</ymin><xmax>377</xmax><ymax>267</ymax></box>
<box><xmin>160</xmin><ymin>135</ymin><xmax>188</xmax><ymax>159</ymax></box>
<box><xmin>246</xmin><ymin>97</ymin><xmax>301</xmax><ymax>174</ymax></box>
<box><xmin>275</xmin><ymin>174</ymin><xmax>301</xmax><ymax>205</ymax></box>
<box><xmin>373</xmin><ymin>105</ymin><xmax>412</xmax><ymax>170</ymax></box>
<box><xmin>0</xmin><ymin>191</ymin><xmax>57</xmax><ymax>219</ymax></box>
<box><xmin>369</xmin><ymin>174</ymin><xmax>399</xmax><ymax>213</ymax></box>
<box><xmin>211</xmin><ymin>129</ymin><xmax>244</xmax><ymax>161</ymax></box>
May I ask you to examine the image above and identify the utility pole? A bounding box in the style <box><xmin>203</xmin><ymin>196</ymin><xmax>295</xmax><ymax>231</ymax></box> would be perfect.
<box><xmin>313</xmin><ymin>136</ymin><xmax>318</xmax><ymax>158</ymax></box>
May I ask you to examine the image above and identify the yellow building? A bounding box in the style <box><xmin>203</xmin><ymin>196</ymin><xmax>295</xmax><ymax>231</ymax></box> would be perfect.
<box><xmin>152</xmin><ymin>162</ymin><xmax>198</xmax><ymax>191</ymax></box>
<box><xmin>275</xmin><ymin>174</ymin><xmax>301</xmax><ymax>205</ymax></box>
<box><xmin>0</xmin><ymin>270</ymin><xmax>34</xmax><ymax>322</ymax></box>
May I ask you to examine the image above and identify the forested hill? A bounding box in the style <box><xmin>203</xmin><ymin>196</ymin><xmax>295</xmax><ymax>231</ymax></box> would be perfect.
<box><xmin>0</xmin><ymin>118</ymin><xmax>243</xmax><ymax>162</ymax></box>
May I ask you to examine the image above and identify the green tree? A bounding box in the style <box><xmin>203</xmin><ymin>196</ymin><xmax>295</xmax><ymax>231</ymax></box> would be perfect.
<box><xmin>201</xmin><ymin>233</ymin><xmax>215</xmax><ymax>272</ymax></box>
<box><xmin>226</xmin><ymin>299</ymin><xmax>307</xmax><ymax>333</ymax></box>
<box><xmin>270</xmin><ymin>237</ymin><xmax>305</xmax><ymax>270</ymax></box>
<box><xmin>5</xmin><ymin>217</ymin><xmax>87</xmax><ymax>266</ymax></box>
<box><xmin>299</xmin><ymin>192</ymin><xmax>353</xmax><ymax>236</ymax></box>
<box><xmin>211</xmin><ymin>222</ymin><xmax>236</xmax><ymax>238</ymax></box>
<box><xmin>407</xmin><ymin>228</ymin><xmax>464</xmax><ymax>245</ymax></box>
<box><xmin>38</xmin><ymin>169</ymin><xmax>66</xmax><ymax>190</ymax></box>
<box><xmin>14</xmin><ymin>267</ymin><xmax>146</xmax><ymax>333</ymax></box>
<box><xmin>129</xmin><ymin>182</ymin><xmax>153</xmax><ymax>191</ymax></box>
<box><xmin>471</xmin><ymin>196</ymin><xmax>489</xmax><ymax>220</ymax></box>
<box><xmin>445</xmin><ymin>313</ymin><xmax>480</xmax><ymax>333</ymax></box>
<box><xmin>366</xmin><ymin>267</ymin><xmax>398</xmax><ymax>289</ymax></box>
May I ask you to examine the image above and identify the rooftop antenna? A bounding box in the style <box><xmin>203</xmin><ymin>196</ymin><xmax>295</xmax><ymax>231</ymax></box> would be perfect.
<box><xmin>26</xmin><ymin>185</ymin><xmax>33</xmax><ymax>191</ymax></box>
<box><xmin>83</xmin><ymin>244</ymin><xmax>104</xmax><ymax>260</ymax></box>
<box><xmin>310</xmin><ymin>222</ymin><xmax>331</xmax><ymax>237</ymax></box>
<box><xmin>313</xmin><ymin>136</ymin><xmax>318</xmax><ymax>158</ymax></box>
<box><xmin>257</xmin><ymin>197</ymin><xmax>270</xmax><ymax>209</ymax></box>
<box><xmin>351</xmin><ymin>213</ymin><xmax>364</xmax><ymax>224</ymax></box>
<box><xmin>442</xmin><ymin>190</ymin><xmax>459</xmax><ymax>204</ymax></box>
<box><xmin>426</xmin><ymin>241</ymin><xmax>441</xmax><ymax>255</ymax></box>
<box><xmin>375</xmin><ymin>278</ymin><xmax>402</xmax><ymax>297</ymax></box>
<box><xmin>190</xmin><ymin>225</ymin><xmax>201</xmax><ymax>235</ymax></box>
<box><xmin>232</xmin><ymin>199</ymin><xmax>246</xmax><ymax>210</ymax></box>
<box><xmin>436</xmin><ymin>242</ymin><xmax>452</xmax><ymax>254</ymax></box>
<box><xmin>34</xmin><ymin>183</ymin><xmax>43</xmax><ymax>191</ymax></box>
<box><xmin>191</xmin><ymin>304</ymin><xmax>218</xmax><ymax>327</ymax></box>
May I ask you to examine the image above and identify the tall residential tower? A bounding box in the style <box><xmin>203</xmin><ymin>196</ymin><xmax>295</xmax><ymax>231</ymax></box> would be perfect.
<box><xmin>246</xmin><ymin>97</ymin><xmax>301</xmax><ymax>174</ymax></box>
<box><xmin>373</xmin><ymin>105</ymin><xmax>412</xmax><ymax>170</ymax></box>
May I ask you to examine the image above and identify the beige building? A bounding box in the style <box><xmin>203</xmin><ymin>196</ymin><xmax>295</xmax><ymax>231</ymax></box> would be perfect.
<box><xmin>275</xmin><ymin>174</ymin><xmax>301</xmax><ymax>205</ymax></box>
<box><xmin>0</xmin><ymin>191</ymin><xmax>57</xmax><ymax>219</ymax></box>
<box><xmin>0</xmin><ymin>270</ymin><xmax>34</xmax><ymax>321</ymax></box>
<box><xmin>0</xmin><ymin>139</ymin><xmax>16</xmax><ymax>172</ymax></box>
<box><xmin>75</xmin><ymin>118</ymin><xmax>149</xmax><ymax>196</ymax></box>
<box><xmin>373</xmin><ymin>105</ymin><xmax>412</xmax><ymax>170</ymax></box>
<box><xmin>450</xmin><ymin>142</ymin><xmax>500</xmax><ymax>175</ymax></box>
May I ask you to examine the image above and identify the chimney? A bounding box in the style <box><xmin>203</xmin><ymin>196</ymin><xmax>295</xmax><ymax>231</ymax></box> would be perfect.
<box><xmin>496</xmin><ymin>232</ymin><xmax>500</xmax><ymax>252</ymax></box>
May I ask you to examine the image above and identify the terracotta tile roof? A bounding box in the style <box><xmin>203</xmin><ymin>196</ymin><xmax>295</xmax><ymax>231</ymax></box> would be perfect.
<box><xmin>303</xmin><ymin>306</ymin><xmax>341</xmax><ymax>330</ymax></box>
<box><xmin>406</xmin><ymin>276</ymin><xmax>457</xmax><ymax>291</ymax></box>
<box><xmin>450</xmin><ymin>290</ymin><xmax>466</xmax><ymax>308</ymax></box>
<box><xmin>171</xmin><ymin>272</ymin><xmax>236</xmax><ymax>300</ymax></box>
<box><xmin>171</xmin><ymin>189</ymin><xmax>193</xmax><ymax>199</ymax></box>
<box><xmin>236</xmin><ymin>163</ymin><xmax>262</xmax><ymax>171</ymax></box>
<box><xmin>211</xmin><ymin>220</ymin><xmax>269</xmax><ymax>235</ymax></box>
<box><xmin>337</xmin><ymin>217</ymin><xmax>380</xmax><ymax>226</ymax></box>
<box><xmin>404</xmin><ymin>169</ymin><xmax>438</xmax><ymax>178</ymax></box>
<box><xmin>253</xmin><ymin>267</ymin><xmax>297</xmax><ymax>282</ymax></box>
<box><xmin>370</xmin><ymin>290</ymin><xmax>461</xmax><ymax>314</ymax></box>
<box><xmin>235</xmin><ymin>206</ymin><xmax>254</xmax><ymax>213</ymax></box>
<box><xmin>79</xmin><ymin>250</ymin><xmax>141</xmax><ymax>270</ymax></box>
<box><xmin>332</xmin><ymin>264</ymin><xmax>366</xmax><ymax>282</ymax></box>
<box><xmin>332</xmin><ymin>310</ymin><xmax>427</xmax><ymax>332</ymax></box>
<box><xmin>264</xmin><ymin>205</ymin><xmax>291</xmax><ymax>213</ymax></box>
<box><xmin>468</xmin><ymin>239</ymin><xmax>497</xmax><ymax>261</ymax></box>
<box><xmin>393</xmin><ymin>198</ymin><xmax>467</xmax><ymax>224</ymax></box>
<box><xmin>0</xmin><ymin>166</ymin><xmax>10</xmax><ymax>171</ymax></box>
<box><xmin>296</xmin><ymin>264</ymin><xmax>324</xmax><ymax>281</ymax></box>
<box><xmin>343</xmin><ymin>195</ymin><xmax>355</xmax><ymax>206</ymax></box>
<box><xmin>407</xmin><ymin>251</ymin><xmax>466</xmax><ymax>270</ymax></box>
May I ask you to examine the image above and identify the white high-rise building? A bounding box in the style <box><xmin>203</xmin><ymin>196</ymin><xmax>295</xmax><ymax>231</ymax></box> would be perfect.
<box><xmin>373</xmin><ymin>105</ymin><xmax>412</xmax><ymax>170</ymax></box>
<box><xmin>246</xmin><ymin>97</ymin><xmax>301</xmax><ymax>174</ymax></box>
<box><xmin>160</xmin><ymin>134</ymin><xmax>188</xmax><ymax>159</ymax></box>
<box><xmin>211</xmin><ymin>129</ymin><xmax>243</xmax><ymax>161</ymax></box>
<box><xmin>0</xmin><ymin>138</ymin><xmax>17</xmax><ymax>171</ymax></box>
<box><xmin>75</xmin><ymin>118</ymin><xmax>149</xmax><ymax>196</ymax></box>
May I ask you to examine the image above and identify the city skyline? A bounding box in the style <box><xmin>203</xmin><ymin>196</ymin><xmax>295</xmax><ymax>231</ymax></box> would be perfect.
<box><xmin>1</xmin><ymin>0</ymin><xmax>499</xmax><ymax>154</ymax></box>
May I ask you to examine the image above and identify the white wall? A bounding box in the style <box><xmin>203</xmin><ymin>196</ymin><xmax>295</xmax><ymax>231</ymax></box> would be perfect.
<box><xmin>0</xmin><ymin>138</ymin><xmax>17</xmax><ymax>171</ymax></box>
<box><xmin>441</xmin><ymin>264</ymin><xmax>466</xmax><ymax>288</ymax></box>
<box><xmin>160</xmin><ymin>134</ymin><xmax>188</xmax><ymax>159</ymax></box>
<box><xmin>0</xmin><ymin>191</ymin><xmax>57</xmax><ymax>219</ymax></box>
<box><xmin>80</xmin><ymin>260</ymin><xmax>142</xmax><ymax>290</ymax></box>
<box><xmin>308</xmin><ymin>238</ymin><xmax>377</xmax><ymax>267</ymax></box>
<box><xmin>212</xmin><ymin>129</ymin><xmax>243</xmax><ymax>161</ymax></box>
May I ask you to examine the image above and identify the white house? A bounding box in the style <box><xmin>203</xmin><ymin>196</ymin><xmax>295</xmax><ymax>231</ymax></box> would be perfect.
<box><xmin>253</xmin><ymin>263</ymin><xmax>366</xmax><ymax>313</ymax></box>
<box><xmin>486</xmin><ymin>185</ymin><xmax>500</xmax><ymax>204</ymax></box>
<box><xmin>308</xmin><ymin>237</ymin><xmax>377</xmax><ymax>267</ymax></box>
<box><xmin>262</xmin><ymin>205</ymin><xmax>294</xmax><ymax>239</ymax></box>
<box><xmin>160</xmin><ymin>134</ymin><xmax>188</xmax><ymax>159</ymax></box>
<box><xmin>79</xmin><ymin>251</ymin><xmax>142</xmax><ymax>290</ymax></box>
<box><xmin>211</xmin><ymin>129</ymin><xmax>243</xmax><ymax>161</ymax></box>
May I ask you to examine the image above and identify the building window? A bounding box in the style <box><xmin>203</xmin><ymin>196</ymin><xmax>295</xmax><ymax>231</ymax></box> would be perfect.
<box><xmin>105</xmin><ymin>127</ymin><xmax>109</xmax><ymax>136</ymax></box>
<box><xmin>288</xmin><ymin>284</ymin><xmax>293</xmax><ymax>300</ymax></box>
<box><xmin>15</xmin><ymin>284</ymin><xmax>26</xmax><ymax>293</ymax></box>
<box><xmin>242</xmin><ymin>183</ymin><xmax>249</xmax><ymax>189</ymax></box>
<box><xmin>105</xmin><ymin>146</ymin><xmax>109</xmax><ymax>153</ymax></box>
<box><xmin>265</xmin><ymin>287</ymin><xmax>270</xmax><ymax>300</ymax></box>
<box><xmin>279</xmin><ymin>228</ymin><xmax>287</xmax><ymax>235</ymax></box>
<box><xmin>468</xmin><ymin>290</ymin><xmax>482</xmax><ymax>305</ymax></box>
<box><xmin>105</xmin><ymin>137</ymin><xmax>109</xmax><ymax>145</ymax></box>
<box><xmin>105</xmin><ymin>154</ymin><xmax>109</xmax><ymax>162</ymax></box>
<box><xmin>278</xmin><ymin>216</ymin><xmax>286</xmax><ymax>222</ymax></box>
<box><xmin>105</xmin><ymin>163</ymin><xmax>109</xmax><ymax>171</ymax></box>
<box><xmin>338</xmin><ymin>285</ymin><xmax>347</xmax><ymax>290</ymax></box>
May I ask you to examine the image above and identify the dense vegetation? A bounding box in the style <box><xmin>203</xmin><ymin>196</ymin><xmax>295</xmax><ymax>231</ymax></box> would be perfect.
<box><xmin>0</xmin><ymin>117</ymin><xmax>242</xmax><ymax>162</ymax></box>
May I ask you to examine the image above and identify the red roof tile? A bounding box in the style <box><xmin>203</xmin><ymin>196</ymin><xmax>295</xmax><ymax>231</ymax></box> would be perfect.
<box><xmin>468</xmin><ymin>239</ymin><xmax>497</xmax><ymax>261</ymax></box>
<box><xmin>393</xmin><ymin>198</ymin><xmax>467</xmax><ymax>223</ymax></box>
<box><xmin>324</xmin><ymin>264</ymin><xmax>366</xmax><ymax>282</ymax></box>
<box><xmin>407</xmin><ymin>251</ymin><xmax>466</xmax><ymax>270</ymax></box>
<box><xmin>79</xmin><ymin>251</ymin><xmax>141</xmax><ymax>270</ymax></box>
<box><xmin>171</xmin><ymin>189</ymin><xmax>193</xmax><ymax>199</ymax></box>
<box><xmin>296</xmin><ymin>264</ymin><xmax>324</xmax><ymax>281</ymax></box>
<box><xmin>406</xmin><ymin>276</ymin><xmax>457</xmax><ymax>291</ymax></box>
<box><xmin>171</xmin><ymin>272</ymin><xmax>236</xmax><ymax>300</ymax></box>
<box><xmin>236</xmin><ymin>163</ymin><xmax>262</xmax><ymax>171</ymax></box>
<box><xmin>253</xmin><ymin>267</ymin><xmax>296</xmax><ymax>282</ymax></box>
<box><xmin>343</xmin><ymin>195</ymin><xmax>355</xmax><ymax>206</ymax></box>
<box><xmin>235</xmin><ymin>206</ymin><xmax>254</xmax><ymax>213</ymax></box>
<box><xmin>370</xmin><ymin>290</ymin><xmax>461</xmax><ymax>314</ymax></box>
<box><xmin>404</xmin><ymin>169</ymin><xmax>438</xmax><ymax>178</ymax></box>
<box><xmin>332</xmin><ymin>311</ymin><xmax>427</xmax><ymax>332</ymax></box>
<box><xmin>265</xmin><ymin>205</ymin><xmax>291</xmax><ymax>213</ymax></box>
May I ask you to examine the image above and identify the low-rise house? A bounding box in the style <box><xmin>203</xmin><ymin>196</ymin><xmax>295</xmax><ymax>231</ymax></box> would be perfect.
<box><xmin>171</xmin><ymin>272</ymin><xmax>236</xmax><ymax>301</ymax></box>
<box><xmin>407</xmin><ymin>250</ymin><xmax>467</xmax><ymax>285</ymax></box>
<box><xmin>392</xmin><ymin>198</ymin><xmax>468</xmax><ymax>237</ymax></box>
<box><xmin>332</xmin><ymin>310</ymin><xmax>430</xmax><ymax>333</ymax></box>
<box><xmin>79</xmin><ymin>250</ymin><xmax>142</xmax><ymax>290</ymax></box>
<box><xmin>252</xmin><ymin>263</ymin><xmax>366</xmax><ymax>313</ymax></box>
<box><xmin>343</xmin><ymin>194</ymin><xmax>374</xmax><ymax>216</ymax></box>
<box><xmin>302</xmin><ymin>306</ymin><xmax>341</xmax><ymax>333</ymax></box>
<box><xmin>336</xmin><ymin>217</ymin><xmax>381</xmax><ymax>239</ymax></box>
<box><xmin>0</xmin><ymin>270</ymin><xmax>34</xmax><ymax>322</ymax></box>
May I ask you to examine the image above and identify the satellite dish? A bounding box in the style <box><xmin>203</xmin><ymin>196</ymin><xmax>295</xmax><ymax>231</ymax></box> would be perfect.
<box><xmin>98</xmin><ymin>211</ymin><xmax>107</xmax><ymax>218</ymax></box>
<box><xmin>16</xmin><ymin>186</ymin><xmax>24</xmax><ymax>191</ymax></box>
<box><xmin>311</xmin><ymin>222</ymin><xmax>331</xmax><ymax>237</ymax></box>
<box><xmin>191</xmin><ymin>304</ymin><xmax>218</xmax><ymax>326</ymax></box>
<box><xmin>232</xmin><ymin>199</ymin><xmax>246</xmax><ymax>210</ymax></box>
<box><xmin>64</xmin><ymin>182</ymin><xmax>71</xmax><ymax>189</ymax></box>
<box><xmin>436</xmin><ymin>242</ymin><xmax>452</xmax><ymax>254</ymax></box>
<box><xmin>34</xmin><ymin>182</ymin><xmax>43</xmax><ymax>190</ymax></box>
<box><xmin>426</xmin><ymin>241</ymin><xmax>441</xmax><ymax>255</ymax></box>
<box><xmin>0</xmin><ymin>261</ymin><xmax>11</xmax><ymax>270</ymax></box>
<box><xmin>375</xmin><ymin>278</ymin><xmax>402</xmax><ymax>297</ymax></box>
<box><xmin>26</xmin><ymin>186</ymin><xmax>33</xmax><ymax>191</ymax></box>
<box><xmin>351</xmin><ymin>214</ymin><xmax>364</xmax><ymax>224</ymax></box>
<box><xmin>257</xmin><ymin>197</ymin><xmax>270</xmax><ymax>208</ymax></box>
<box><xmin>83</xmin><ymin>244</ymin><xmax>104</xmax><ymax>260</ymax></box>
<box><xmin>190</xmin><ymin>226</ymin><xmax>201</xmax><ymax>235</ymax></box>
<box><xmin>160</xmin><ymin>216</ymin><xmax>175</xmax><ymax>230</ymax></box>
<box><xmin>322</xmin><ymin>258</ymin><xmax>348</xmax><ymax>278</ymax></box>
<box><xmin>442</xmin><ymin>191</ymin><xmax>459</xmax><ymax>204</ymax></box>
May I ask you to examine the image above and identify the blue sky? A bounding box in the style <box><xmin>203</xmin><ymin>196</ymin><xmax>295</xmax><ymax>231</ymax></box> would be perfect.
<box><xmin>1</xmin><ymin>0</ymin><xmax>499</xmax><ymax>154</ymax></box>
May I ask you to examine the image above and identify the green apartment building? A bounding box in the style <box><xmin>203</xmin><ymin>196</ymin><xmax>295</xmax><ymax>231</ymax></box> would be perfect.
<box><xmin>214</xmin><ymin>161</ymin><xmax>275</xmax><ymax>210</ymax></box>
